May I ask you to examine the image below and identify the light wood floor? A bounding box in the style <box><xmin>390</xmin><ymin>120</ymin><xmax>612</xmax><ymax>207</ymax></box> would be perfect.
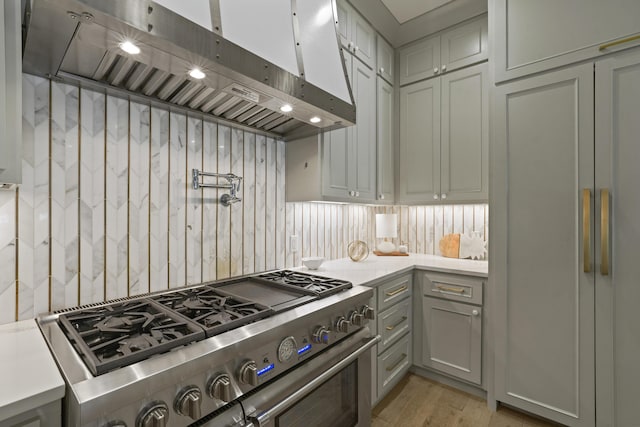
<box><xmin>372</xmin><ymin>374</ymin><xmax>562</xmax><ymax>427</ymax></box>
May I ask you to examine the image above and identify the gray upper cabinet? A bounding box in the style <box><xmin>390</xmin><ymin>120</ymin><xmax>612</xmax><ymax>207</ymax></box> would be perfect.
<box><xmin>493</xmin><ymin>0</ymin><xmax>640</xmax><ymax>83</ymax></box>
<box><xmin>440</xmin><ymin>63</ymin><xmax>488</xmax><ymax>202</ymax></box>
<box><xmin>399</xmin><ymin>63</ymin><xmax>488</xmax><ymax>204</ymax></box>
<box><xmin>399</xmin><ymin>34</ymin><xmax>440</xmax><ymax>86</ymax></box>
<box><xmin>376</xmin><ymin>77</ymin><xmax>394</xmax><ymax>202</ymax></box>
<box><xmin>322</xmin><ymin>53</ymin><xmax>376</xmax><ymax>202</ymax></box>
<box><xmin>336</xmin><ymin>0</ymin><xmax>376</xmax><ymax>69</ymax></box>
<box><xmin>376</xmin><ymin>35</ymin><xmax>394</xmax><ymax>84</ymax></box>
<box><xmin>399</xmin><ymin>78</ymin><xmax>440</xmax><ymax>202</ymax></box>
<box><xmin>492</xmin><ymin>63</ymin><xmax>596</xmax><ymax>426</ymax></box>
<box><xmin>399</xmin><ymin>14</ymin><xmax>487</xmax><ymax>86</ymax></box>
<box><xmin>0</xmin><ymin>0</ymin><xmax>22</xmax><ymax>186</ymax></box>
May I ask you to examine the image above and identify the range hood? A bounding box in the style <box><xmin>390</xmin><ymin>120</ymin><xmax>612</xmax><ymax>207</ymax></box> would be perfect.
<box><xmin>22</xmin><ymin>0</ymin><xmax>356</xmax><ymax>139</ymax></box>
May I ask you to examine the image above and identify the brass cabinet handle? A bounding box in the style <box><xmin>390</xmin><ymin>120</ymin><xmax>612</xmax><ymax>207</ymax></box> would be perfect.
<box><xmin>435</xmin><ymin>284</ymin><xmax>466</xmax><ymax>294</ymax></box>
<box><xmin>386</xmin><ymin>353</ymin><xmax>407</xmax><ymax>372</ymax></box>
<box><xmin>583</xmin><ymin>189</ymin><xmax>591</xmax><ymax>273</ymax></box>
<box><xmin>385</xmin><ymin>285</ymin><xmax>408</xmax><ymax>297</ymax></box>
<box><xmin>385</xmin><ymin>316</ymin><xmax>408</xmax><ymax>331</ymax></box>
<box><xmin>599</xmin><ymin>34</ymin><xmax>640</xmax><ymax>51</ymax></box>
<box><xmin>601</xmin><ymin>189</ymin><xmax>610</xmax><ymax>275</ymax></box>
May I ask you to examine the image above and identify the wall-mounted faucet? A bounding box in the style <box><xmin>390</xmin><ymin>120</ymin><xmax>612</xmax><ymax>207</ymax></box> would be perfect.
<box><xmin>192</xmin><ymin>169</ymin><xmax>243</xmax><ymax>206</ymax></box>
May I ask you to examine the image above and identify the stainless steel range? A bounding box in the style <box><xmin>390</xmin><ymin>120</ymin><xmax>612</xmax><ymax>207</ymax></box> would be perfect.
<box><xmin>37</xmin><ymin>270</ymin><xmax>378</xmax><ymax>427</ymax></box>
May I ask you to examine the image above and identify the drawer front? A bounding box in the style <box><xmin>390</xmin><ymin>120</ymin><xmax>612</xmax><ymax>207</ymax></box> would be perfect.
<box><xmin>422</xmin><ymin>272</ymin><xmax>483</xmax><ymax>305</ymax></box>
<box><xmin>378</xmin><ymin>274</ymin><xmax>413</xmax><ymax>311</ymax></box>
<box><xmin>377</xmin><ymin>333</ymin><xmax>412</xmax><ymax>398</ymax></box>
<box><xmin>377</xmin><ymin>298</ymin><xmax>412</xmax><ymax>355</ymax></box>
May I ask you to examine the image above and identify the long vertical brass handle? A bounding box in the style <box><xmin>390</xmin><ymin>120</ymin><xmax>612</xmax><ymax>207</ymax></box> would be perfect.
<box><xmin>601</xmin><ymin>189</ymin><xmax>610</xmax><ymax>275</ymax></box>
<box><xmin>583</xmin><ymin>189</ymin><xmax>591</xmax><ymax>273</ymax></box>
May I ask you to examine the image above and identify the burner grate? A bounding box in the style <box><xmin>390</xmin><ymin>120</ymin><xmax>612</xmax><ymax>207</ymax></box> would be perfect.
<box><xmin>151</xmin><ymin>286</ymin><xmax>274</xmax><ymax>337</ymax></box>
<box><xmin>58</xmin><ymin>300</ymin><xmax>205</xmax><ymax>376</ymax></box>
<box><xmin>257</xmin><ymin>270</ymin><xmax>352</xmax><ymax>297</ymax></box>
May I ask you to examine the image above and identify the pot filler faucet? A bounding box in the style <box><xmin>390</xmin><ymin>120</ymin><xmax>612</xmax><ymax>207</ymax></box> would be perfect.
<box><xmin>192</xmin><ymin>169</ymin><xmax>243</xmax><ymax>206</ymax></box>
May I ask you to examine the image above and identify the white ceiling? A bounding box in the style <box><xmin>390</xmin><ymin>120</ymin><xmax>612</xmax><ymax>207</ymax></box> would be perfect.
<box><xmin>380</xmin><ymin>0</ymin><xmax>456</xmax><ymax>24</ymax></box>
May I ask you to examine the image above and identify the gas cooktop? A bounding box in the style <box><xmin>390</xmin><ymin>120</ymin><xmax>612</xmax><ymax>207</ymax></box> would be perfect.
<box><xmin>55</xmin><ymin>270</ymin><xmax>352</xmax><ymax>376</ymax></box>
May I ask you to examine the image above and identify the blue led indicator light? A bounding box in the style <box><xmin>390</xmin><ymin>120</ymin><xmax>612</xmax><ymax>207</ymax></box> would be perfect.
<box><xmin>257</xmin><ymin>364</ymin><xmax>275</xmax><ymax>376</ymax></box>
<box><xmin>297</xmin><ymin>344</ymin><xmax>312</xmax><ymax>355</ymax></box>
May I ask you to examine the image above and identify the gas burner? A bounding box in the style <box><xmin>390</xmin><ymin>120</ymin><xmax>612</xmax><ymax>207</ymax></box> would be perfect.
<box><xmin>257</xmin><ymin>270</ymin><xmax>352</xmax><ymax>297</ymax></box>
<box><xmin>152</xmin><ymin>287</ymin><xmax>273</xmax><ymax>336</ymax></box>
<box><xmin>58</xmin><ymin>300</ymin><xmax>204</xmax><ymax>376</ymax></box>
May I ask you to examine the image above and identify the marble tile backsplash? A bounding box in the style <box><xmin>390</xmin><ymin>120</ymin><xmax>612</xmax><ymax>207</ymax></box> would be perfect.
<box><xmin>285</xmin><ymin>203</ymin><xmax>488</xmax><ymax>268</ymax></box>
<box><xmin>0</xmin><ymin>75</ymin><xmax>489</xmax><ymax>324</ymax></box>
<box><xmin>0</xmin><ymin>75</ymin><xmax>286</xmax><ymax>323</ymax></box>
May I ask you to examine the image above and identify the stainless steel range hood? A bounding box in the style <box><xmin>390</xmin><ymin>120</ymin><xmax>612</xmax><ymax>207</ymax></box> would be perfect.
<box><xmin>22</xmin><ymin>0</ymin><xmax>356</xmax><ymax>139</ymax></box>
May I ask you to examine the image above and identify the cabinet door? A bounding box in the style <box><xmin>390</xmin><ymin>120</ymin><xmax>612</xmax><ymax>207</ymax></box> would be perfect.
<box><xmin>492</xmin><ymin>64</ymin><xmax>595</xmax><ymax>426</ymax></box>
<box><xmin>399</xmin><ymin>79</ymin><xmax>440</xmax><ymax>203</ymax></box>
<box><xmin>322</xmin><ymin>126</ymin><xmax>351</xmax><ymax>199</ymax></box>
<box><xmin>399</xmin><ymin>35</ymin><xmax>440</xmax><ymax>86</ymax></box>
<box><xmin>0</xmin><ymin>0</ymin><xmax>21</xmax><ymax>184</ymax></box>
<box><xmin>595</xmin><ymin>50</ymin><xmax>640</xmax><ymax>427</ymax></box>
<box><xmin>422</xmin><ymin>297</ymin><xmax>481</xmax><ymax>384</ymax></box>
<box><xmin>335</xmin><ymin>0</ymin><xmax>352</xmax><ymax>49</ymax></box>
<box><xmin>440</xmin><ymin>63</ymin><xmax>488</xmax><ymax>202</ymax></box>
<box><xmin>350</xmin><ymin>56</ymin><xmax>376</xmax><ymax>201</ymax></box>
<box><xmin>493</xmin><ymin>0</ymin><xmax>640</xmax><ymax>83</ymax></box>
<box><xmin>376</xmin><ymin>77</ymin><xmax>394</xmax><ymax>202</ymax></box>
<box><xmin>351</xmin><ymin>13</ymin><xmax>375</xmax><ymax>69</ymax></box>
<box><xmin>440</xmin><ymin>15</ymin><xmax>487</xmax><ymax>73</ymax></box>
<box><xmin>376</xmin><ymin>34</ymin><xmax>394</xmax><ymax>84</ymax></box>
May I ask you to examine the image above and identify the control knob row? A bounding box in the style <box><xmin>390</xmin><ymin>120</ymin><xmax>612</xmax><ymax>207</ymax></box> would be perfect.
<box><xmin>349</xmin><ymin>305</ymin><xmax>376</xmax><ymax>326</ymax></box>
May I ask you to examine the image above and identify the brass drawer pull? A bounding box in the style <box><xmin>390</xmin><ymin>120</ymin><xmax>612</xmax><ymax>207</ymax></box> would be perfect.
<box><xmin>385</xmin><ymin>316</ymin><xmax>408</xmax><ymax>331</ymax></box>
<box><xmin>583</xmin><ymin>189</ymin><xmax>591</xmax><ymax>273</ymax></box>
<box><xmin>435</xmin><ymin>284</ymin><xmax>466</xmax><ymax>294</ymax></box>
<box><xmin>599</xmin><ymin>34</ymin><xmax>640</xmax><ymax>51</ymax></box>
<box><xmin>601</xmin><ymin>189</ymin><xmax>610</xmax><ymax>275</ymax></box>
<box><xmin>386</xmin><ymin>353</ymin><xmax>407</xmax><ymax>372</ymax></box>
<box><xmin>385</xmin><ymin>285</ymin><xmax>408</xmax><ymax>297</ymax></box>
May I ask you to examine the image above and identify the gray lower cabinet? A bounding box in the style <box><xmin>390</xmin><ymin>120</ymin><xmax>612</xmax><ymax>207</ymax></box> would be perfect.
<box><xmin>492</xmin><ymin>63</ymin><xmax>595</xmax><ymax>427</ymax></box>
<box><xmin>370</xmin><ymin>273</ymin><xmax>413</xmax><ymax>404</ymax></box>
<box><xmin>399</xmin><ymin>62</ymin><xmax>488</xmax><ymax>203</ymax></box>
<box><xmin>492</xmin><ymin>49</ymin><xmax>640</xmax><ymax>427</ymax></box>
<box><xmin>415</xmin><ymin>272</ymin><xmax>484</xmax><ymax>386</ymax></box>
<box><xmin>421</xmin><ymin>298</ymin><xmax>481</xmax><ymax>385</ymax></box>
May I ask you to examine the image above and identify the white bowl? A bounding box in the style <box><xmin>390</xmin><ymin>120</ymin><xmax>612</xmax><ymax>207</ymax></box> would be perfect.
<box><xmin>301</xmin><ymin>257</ymin><xmax>324</xmax><ymax>270</ymax></box>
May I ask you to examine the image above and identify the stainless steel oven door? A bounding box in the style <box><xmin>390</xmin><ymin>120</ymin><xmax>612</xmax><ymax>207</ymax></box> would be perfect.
<box><xmin>241</xmin><ymin>328</ymin><xmax>380</xmax><ymax>427</ymax></box>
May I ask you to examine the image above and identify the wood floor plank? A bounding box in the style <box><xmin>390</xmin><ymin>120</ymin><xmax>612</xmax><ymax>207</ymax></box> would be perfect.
<box><xmin>372</xmin><ymin>374</ymin><xmax>559</xmax><ymax>427</ymax></box>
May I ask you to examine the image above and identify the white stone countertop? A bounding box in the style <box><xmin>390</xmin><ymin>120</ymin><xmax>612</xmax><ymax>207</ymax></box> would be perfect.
<box><xmin>294</xmin><ymin>253</ymin><xmax>488</xmax><ymax>287</ymax></box>
<box><xmin>0</xmin><ymin>319</ymin><xmax>65</xmax><ymax>421</ymax></box>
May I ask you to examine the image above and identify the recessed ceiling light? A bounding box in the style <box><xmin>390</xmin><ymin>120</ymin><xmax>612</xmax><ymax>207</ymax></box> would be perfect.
<box><xmin>310</xmin><ymin>116</ymin><xmax>322</xmax><ymax>123</ymax></box>
<box><xmin>119</xmin><ymin>41</ymin><xmax>140</xmax><ymax>55</ymax></box>
<box><xmin>189</xmin><ymin>68</ymin><xmax>206</xmax><ymax>79</ymax></box>
<box><xmin>280</xmin><ymin>104</ymin><xmax>293</xmax><ymax>113</ymax></box>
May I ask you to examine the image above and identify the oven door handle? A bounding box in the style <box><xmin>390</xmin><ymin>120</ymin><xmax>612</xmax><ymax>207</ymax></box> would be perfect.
<box><xmin>246</xmin><ymin>335</ymin><xmax>381</xmax><ymax>427</ymax></box>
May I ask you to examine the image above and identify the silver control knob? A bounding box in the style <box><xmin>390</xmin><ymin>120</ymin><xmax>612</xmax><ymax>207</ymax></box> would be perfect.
<box><xmin>239</xmin><ymin>361</ymin><xmax>259</xmax><ymax>386</ymax></box>
<box><xmin>174</xmin><ymin>386</ymin><xmax>202</xmax><ymax>420</ymax></box>
<box><xmin>136</xmin><ymin>402</ymin><xmax>169</xmax><ymax>427</ymax></box>
<box><xmin>361</xmin><ymin>305</ymin><xmax>375</xmax><ymax>320</ymax></box>
<box><xmin>335</xmin><ymin>316</ymin><xmax>350</xmax><ymax>333</ymax></box>
<box><xmin>312</xmin><ymin>326</ymin><xmax>330</xmax><ymax>344</ymax></box>
<box><xmin>349</xmin><ymin>311</ymin><xmax>364</xmax><ymax>326</ymax></box>
<box><xmin>207</xmin><ymin>374</ymin><xmax>232</xmax><ymax>402</ymax></box>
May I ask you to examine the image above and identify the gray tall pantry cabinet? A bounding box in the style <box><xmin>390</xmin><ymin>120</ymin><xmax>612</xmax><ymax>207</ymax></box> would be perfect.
<box><xmin>492</xmin><ymin>36</ymin><xmax>640</xmax><ymax>427</ymax></box>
